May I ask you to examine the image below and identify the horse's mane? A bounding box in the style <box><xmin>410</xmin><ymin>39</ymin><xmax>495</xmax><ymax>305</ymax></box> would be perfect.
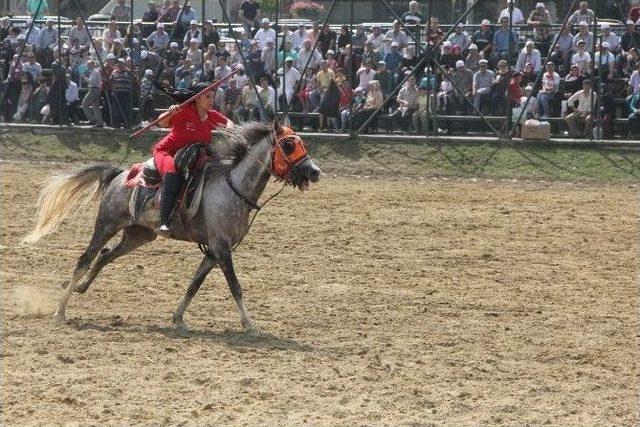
<box><xmin>208</xmin><ymin>121</ymin><xmax>273</xmax><ymax>178</ymax></box>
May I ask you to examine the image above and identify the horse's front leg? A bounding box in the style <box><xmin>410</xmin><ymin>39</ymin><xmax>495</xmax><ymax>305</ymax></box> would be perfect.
<box><xmin>215</xmin><ymin>243</ymin><xmax>258</xmax><ymax>335</ymax></box>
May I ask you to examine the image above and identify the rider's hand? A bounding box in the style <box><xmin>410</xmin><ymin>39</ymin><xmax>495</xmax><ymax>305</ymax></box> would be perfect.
<box><xmin>167</xmin><ymin>104</ymin><xmax>180</xmax><ymax>116</ymax></box>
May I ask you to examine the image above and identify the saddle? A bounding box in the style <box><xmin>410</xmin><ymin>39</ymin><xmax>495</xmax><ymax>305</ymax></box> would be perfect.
<box><xmin>124</xmin><ymin>144</ymin><xmax>219</xmax><ymax>222</ymax></box>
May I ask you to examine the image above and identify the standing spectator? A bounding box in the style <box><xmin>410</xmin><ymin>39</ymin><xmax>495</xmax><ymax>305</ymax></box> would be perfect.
<box><xmin>318</xmin><ymin>24</ymin><xmax>337</xmax><ymax>56</ymax></box>
<box><xmin>466</xmin><ymin>44</ymin><xmax>481</xmax><ymax>71</ymax></box>
<box><xmin>277</xmin><ymin>57</ymin><xmax>300</xmax><ymax>108</ymax></box>
<box><xmin>472</xmin><ymin>19</ymin><xmax>494</xmax><ymax>59</ymax></box>
<box><xmin>257</xmin><ymin>77</ymin><xmax>275</xmax><ymax>121</ymax></box>
<box><xmin>21</xmin><ymin>52</ymin><xmax>42</xmax><ymax>82</ymax></box>
<box><xmin>516</xmin><ymin>40</ymin><xmax>542</xmax><ymax>72</ymax></box>
<box><xmin>261</xmin><ymin>38</ymin><xmax>277</xmax><ymax>79</ymax></box>
<box><xmin>337</xmin><ymin>25</ymin><xmax>352</xmax><ymax>51</ymax></box>
<box><xmin>491</xmin><ymin>16</ymin><xmax>517</xmax><ymax>65</ymax></box>
<box><xmin>572</xmin><ymin>39</ymin><xmax>592</xmax><ymax>73</ymax></box>
<box><xmin>0</xmin><ymin>17</ymin><xmax>11</xmax><ymax>42</ymax></box>
<box><xmin>568</xmin><ymin>1</ymin><xmax>595</xmax><ymax>27</ymax></box>
<box><xmin>246</xmin><ymin>41</ymin><xmax>264</xmax><ymax>80</ymax></box>
<box><xmin>111</xmin><ymin>0</ymin><xmax>132</xmax><ymax>22</ymax></box>
<box><xmin>402</xmin><ymin>1</ymin><xmax>425</xmax><ymax>29</ymax></box>
<box><xmin>35</xmin><ymin>19</ymin><xmax>57</xmax><ymax>68</ymax></box>
<box><xmin>492</xmin><ymin>59</ymin><xmax>511</xmax><ymax>115</ymax></box>
<box><xmin>291</xmin><ymin>24</ymin><xmax>308</xmax><ymax>52</ymax></box>
<box><xmin>336</xmin><ymin>78</ymin><xmax>352</xmax><ymax>128</ymax></box>
<box><xmin>202</xmin><ymin>20</ymin><xmax>220</xmax><ymax>48</ymax></box>
<box><xmin>27</xmin><ymin>0</ymin><xmax>48</xmax><ymax>19</ymax></box>
<box><xmin>565</xmin><ymin>79</ymin><xmax>596</xmax><ymax>138</ymax></box>
<box><xmin>221</xmin><ymin>78</ymin><xmax>242</xmax><ymax>119</ymax></box>
<box><xmin>412</xmin><ymin>80</ymin><xmax>434</xmax><ymax>132</ymax></box>
<box><xmin>239</xmin><ymin>0</ymin><xmax>261</xmax><ymax>38</ymax></box>
<box><xmin>537</xmin><ymin>62</ymin><xmax>560</xmax><ymax>118</ymax></box>
<box><xmin>473</xmin><ymin>59</ymin><xmax>493</xmax><ymax>113</ymax></box>
<box><xmin>47</xmin><ymin>62</ymin><xmax>68</xmax><ymax>125</ymax></box>
<box><xmin>183</xmin><ymin>20</ymin><xmax>202</xmax><ymax>47</ymax></box>
<box><xmin>594</xmin><ymin>42</ymin><xmax>615</xmax><ymax>81</ymax></box>
<box><xmin>28</xmin><ymin>77</ymin><xmax>49</xmax><ymax>122</ymax></box>
<box><xmin>447</xmin><ymin>23</ymin><xmax>471</xmax><ymax>53</ymax></box>
<box><xmin>499</xmin><ymin>0</ymin><xmax>524</xmax><ymax>25</ymax></box>
<box><xmin>81</xmin><ymin>60</ymin><xmax>104</xmax><ymax>127</ymax></box>
<box><xmin>450</xmin><ymin>60</ymin><xmax>473</xmax><ymax>113</ymax></box>
<box><xmin>143</xmin><ymin>2</ymin><xmax>160</xmax><ymax>23</ymax></box>
<box><xmin>110</xmin><ymin>58</ymin><xmax>133</xmax><ymax>128</ymax></box>
<box><xmin>13</xmin><ymin>73</ymin><xmax>33</xmax><ymax>122</ymax></box>
<box><xmin>147</xmin><ymin>23</ymin><xmax>170</xmax><ymax>51</ymax></box>
<box><xmin>102</xmin><ymin>20</ymin><xmax>121</xmax><ymax>51</ymax></box>
<box><xmin>68</xmin><ymin>17</ymin><xmax>91</xmax><ymax>48</ymax></box>
<box><xmin>254</xmin><ymin>18</ymin><xmax>276</xmax><ymax>50</ymax></box>
<box><xmin>394</xmin><ymin>75</ymin><xmax>418</xmax><ymax>132</ymax></box>
<box><xmin>572</xmin><ymin>21</ymin><xmax>593</xmax><ymax>52</ymax></box>
<box><xmin>527</xmin><ymin>2</ymin><xmax>552</xmax><ymax>55</ymax></box>
<box><xmin>65</xmin><ymin>74</ymin><xmax>81</xmax><ymax>124</ymax></box>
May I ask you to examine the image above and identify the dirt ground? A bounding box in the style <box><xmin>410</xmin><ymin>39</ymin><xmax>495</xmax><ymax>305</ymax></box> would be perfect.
<box><xmin>1</xmin><ymin>161</ymin><xmax>638</xmax><ymax>426</ymax></box>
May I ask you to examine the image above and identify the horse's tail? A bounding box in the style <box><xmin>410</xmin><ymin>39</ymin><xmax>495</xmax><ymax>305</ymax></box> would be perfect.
<box><xmin>22</xmin><ymin>164</ymin><xmax>124</xmax><ymax>244</ymax></box>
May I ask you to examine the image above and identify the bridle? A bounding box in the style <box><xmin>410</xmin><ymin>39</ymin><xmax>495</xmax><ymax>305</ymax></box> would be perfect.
<box><xmin>268</xmin><ymin>126</ymin><xmax>309</xmax><ymax>182</ymax></box>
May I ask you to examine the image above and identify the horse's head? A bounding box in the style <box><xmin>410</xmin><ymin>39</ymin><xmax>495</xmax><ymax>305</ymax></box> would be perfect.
<box><xmin>270</xmin><ymin>120</ymin><xmax>321</xmax><ymax>190</ymax></box>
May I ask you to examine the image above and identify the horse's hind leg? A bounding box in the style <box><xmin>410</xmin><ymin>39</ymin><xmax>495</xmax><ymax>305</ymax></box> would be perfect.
<box><xmin>172</xmin><ymin>255</ymin><xmax>217</xmax><ymax>331</ymax></box>
<box><xmin>54</xmin><ymin>225</ymin><xmax>120</xmax><ymax>322</ymax></box>
<box><xmin>74</xmin><ymin>225</ymin><xmax>157</xmax><ymax>294</ymax></box>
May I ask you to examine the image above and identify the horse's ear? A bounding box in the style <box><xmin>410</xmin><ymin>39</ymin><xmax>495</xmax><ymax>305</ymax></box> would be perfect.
<box><xmin>274</xmin><ymin>117</ymin><xmax>283</xmax><ymax>135</ymax></box>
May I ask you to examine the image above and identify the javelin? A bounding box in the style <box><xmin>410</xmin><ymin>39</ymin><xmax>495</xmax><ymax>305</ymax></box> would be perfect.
<box><xmin>129</xmin><ymin>69</ymin><xmax>239</xmax><ymax>140</ymax></box>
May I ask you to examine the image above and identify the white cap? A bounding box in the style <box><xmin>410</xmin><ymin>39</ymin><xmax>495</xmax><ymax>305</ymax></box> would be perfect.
<box><xmin>157</xmin><ymin>22</ymin><xmax>164</xmax><ymax>28</ymax></box>
<box><xmin>145</xmin><ymin>69</ymin><xmax>153</xmax><ymax>76</ymax></box>
<box><xmin>391</xmin><ymin>41</ymin><xmax>399</xmax><ymax>47</ymax></box>
<box><xmin>17</xmin><ymin>34</ymin><xmax>26</xmax><ymax>40</ymax></box>
<box><xmin>170</xmin><ymin>41</ymin><xmax>179</xmax><ymax>48</ymax></box>
<box><xmin>579</xmin><ymin>21</ymin><xmax>588</xmax><ymax>26</ymax></box>
<box><xmin>525</xmin><ymin>85</ymin><xmax>533</xmax><ymax>91</ymax></box>
<box><xmin>481</xmin><ymin>19</ymin><xmax>490</xmax><ymax>26</ymax></box>
<box><xmin>601</xmin><ymin>22</ymin><xmax>610</xmax><ymax>29</ymax></box>
<box><xmin>190</xmin><ymin>19</ymin><xmax>197</xmax><ymax>25</ymax></box>
<box><xmin>106</xmin><ymin>53</ymin><xmax>116</xmax><ymax>60</ymax></box>
<box><xmin>602</xmin><ymin>41</ymin><xmax>610</xmax><ymax>49</ymax></box>
<box><xmin>141</xmin><ymin>50</ymin><xmax>148</xmax><ymax>58</ymax></box>
<box><xmin>455</xmin><ymin>60</ymin><xmax>464</xmax><ymax>68</ymax></box>
<box><xmin>535</xmin><ymin>2</ymin><xmax>544</xmax><ymax>8</ymax></box>
<box><xmin>327</xmin><ymin>49</ymin><xmax>334</xmax><ymax>55</ymax></box>
<box><xmin>443</xmin><ymin>40</ymin><xmax>452</xmax><ymax>47</ymax></box>
<box><xmin>133</xmin><ymin>38</ymin><xmax>139</xmax><ymax>43</ymax></box>
<box><xmin>114</xmin><ymin>38</ymin><xmax>122</xmax><ymax>43</ymax></box>
<box><xmin>261</xmin><ymin>17</ymin><xmax>270</xmax><ymax>24</ymax></box>
<box><xmin>190</xmin><ymin>38</ymin><xmax>198</xmax><ymax>43</ymax></box>
<box><xmin>479</xmin><ymin>58</ymin><xmax>488</xmax><ymax>64</ymax></box>
<box><xmin>469</xmin><ymin>43</ymin><xmax>478</xmax><ymax>50</ymax></box>
<box><xmin>117</xmin><ymin>58</ymin><xmax>126</xmax><ymax>64</ymax></box>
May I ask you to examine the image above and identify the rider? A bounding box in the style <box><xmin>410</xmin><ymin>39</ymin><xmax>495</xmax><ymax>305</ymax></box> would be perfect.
<box><xmin>153</xmin><ymin>82</ymin><xmax>233</xmax><ymax>233</ymax></box>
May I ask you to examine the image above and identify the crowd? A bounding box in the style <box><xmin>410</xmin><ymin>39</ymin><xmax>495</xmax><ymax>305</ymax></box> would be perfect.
<box><xmin>1</xmin><ymin>0</ymin><xmax>640</xmax><ymax>138</ymax></box>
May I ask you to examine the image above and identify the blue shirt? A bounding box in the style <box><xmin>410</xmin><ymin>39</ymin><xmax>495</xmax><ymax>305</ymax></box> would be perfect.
<box><xmin>384</xmin><ymin>51</ymin><xmax>403</xmax><ymax>71</ymax></box>
<box><xmin>492</xmin><ymin>28</ymin><xmax>517</xmax><ymax>53</ymax></box>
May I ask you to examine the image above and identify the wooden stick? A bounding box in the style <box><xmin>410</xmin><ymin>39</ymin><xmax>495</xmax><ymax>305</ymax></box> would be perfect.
<box><xmin>129</xmin><ymin>69</ymin><xmax>239</xmax><ymax>140</ymax></box>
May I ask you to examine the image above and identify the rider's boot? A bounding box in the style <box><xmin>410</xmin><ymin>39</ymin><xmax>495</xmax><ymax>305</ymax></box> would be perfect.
<box><xmin>158</xmin><ymin>172</ymin><xmax>183</xmax><ymax>235</ymax></box>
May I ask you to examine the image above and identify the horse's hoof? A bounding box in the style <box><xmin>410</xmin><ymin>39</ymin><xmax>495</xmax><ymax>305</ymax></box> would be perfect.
<box><xmin>53</xmin><ymin>311</ymin><xmax>66</xmax><ymax>323</ymax></box>
<box><xmin>74</xmin><ymin>283</ymin><xmax>88</xmax><ymax>294</ymax></box>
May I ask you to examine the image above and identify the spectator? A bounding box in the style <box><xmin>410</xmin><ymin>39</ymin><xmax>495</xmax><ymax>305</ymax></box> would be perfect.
<box><xmin>47</xmin><ymin>61</ymin><xmax>68</xmax><ymax>125</ymax></box>
<box><xmin>326</xmin><ymin>49</ymin><xmax>337</xmax><ymax>70</ymax></box>
<box><xmin>439</xmin><ymin>41</ymin><xmax>457</xmax><ymax>69</ymax></box>
<box><xmin>384</xmin><ymin>20</ymin><xmax>408</xmax><ymax>54</ymax></box>
<box><xmin>111</xmin><ymin>0</ymin><xmax>131</xmax><ymax>22</ymax></box>
<box><xmin>185</xmin><ymin>38</ymin><xmax>202</xmax><ymax>69</ymax></box>
<box><xmin>26</xmin><ymin>0</ymin><xmax>48</xmax><ymax>19</ymax></box>
<box><xmin>21</xmin><ymin>52</ymin><xmax>42</xmax><ymax>82</ymax></box>
<box><xmin>278</xmin><ymin>56</ymin><xmax>300</xmax><ymax>108</ymax></box>
<box><xmin>214</xmin><ymin>56</ymin><xmax>232</xmax><ymax>84</ymax></box>
<box><xmin>447</xmin><ymin>23</ymin><xmax>471</xmax><ymax>52</ymax></box>
<box><xmin>516</xmin><ymin>40</ymin><xmax>542</xmax><ymax>72</ymax></box>
<box><xmin>0</xmin><ymin>17</ymin><xmax>10</xmax><ymax>42</ymax></box>
<box><xmin>426</xmin><ymin>17</ymin><xmax>444</xmax><ymax>46</ymax></box>
<box><xmin>236</xmin><ymin>80</ymin><xmax>259</xmax><ymax>123</ymax></box>
<box><xmin>239</xmin><ymin>0</ymin><xmax>261</xmax><ymax>37</ymax></box>
<box><xmin>449</xmin><ymin>60</ymin><xmax>473</xmax><ymax>113</ymax></box>
<box><xmin>473</xmin><ymin>59</ymin><xmax>493</xmax><ymax>112</ymax></box>
<box><xmin>110</xmin><ymin>58</ymin><xmax>133</xmax><ymax>127</ymax></box>
<box><xmin>466</xmin><ymin>44</ymin><xmax>481</xmax><ymax>71</ymax></box>
<box><xmin>568</xmin><ymin>1</ymin><xmax>595</xmax><ymax>27</ymax></box>
<box><xmin>537</xmin><ymin>62</ymin><xmax>560</xmax><ymax>118</ymax></box>
<box><xmin>341</xmin><ymin>86</ymin><xmax>365</xmax><ymax>132</ymax></box>
<box><xmin>235</xmin><ymin>65</ymin><xmax>248</xmax><ymax>88</ymax></box>
<box><xmin>472</xmin><ymin>19</ymin><xmax>494</xmax><ymax>59</ymax></box>
<box><xmin>291</xmin><ymin>24</ymin><xmax>308</xmax><ymax>52</ymax></box>
<box><xmin>520</xmin><ymin>85</ymin><xmax>537</xmax><ymax>118</ymax></box>
<box><xmin>499</xmin><ymin>0</ymin><xmax>524</xmax><ymax>25</ymax></box>
<box><xmin>620</xmin><ymin>20</ymin><xmax>640</xmax><ymax>55</ymax></box>
<box><xmin>68</xmin><ymin>17</ymin><xmax>91</xmax><ymax>48</ymax></box>
<box><xmin>492</xmin><ymin>59</ymin><xmax>511</xmax><ymax>114</ymax></box>
<box><xmin>81</xmin><ymin>59</ymin><xmax>104</xmax><ymax>127</ymax></box>
<box><xmin>142</xmin><ymin>2</ymin><xmax>160</xmax><ymax>23</ymax></box>
<box><xmin>527</xmin><ymin>2</ymin><xmax>552</xmax><ymax>55</ymax></box>
<box><xmin>563</xmin><ymin>64</ymin><xmax>585</xmax><ymax>96</ymax></box>
<box><xmin>367</xmin><ymin>25</ymin><xmax>385</xmax><ymax>54</ymax></box>
<box><xmin>183</xmin><ymin>20</ymin><xmax>202</xmax><ymax>47</ymax></box>
<box><xmin>254</xmin><ymin>18</ymin><xmax>276</xmax><ymax>50</ymax></box>
<box><xmin>552</xmin><ymin>25</ymin><xmax>574</xmax><ymax>73</ymax></box>
<box><xmin>36</xmin><ymin>19</ymin><xmax>57</xmax><ymax>67</ymax></box>
<box><xmin>307</xmin><ymin>22</ymin><xmax>321</xmax><ymax>46</ymax></box>
<box><xmin>572</xmin><ymin>39</ymin><xmax>592</xmax><ymax>73</ymax></box>
<box><xmin>318</xmin><ymin>24</ymin><xmax>337</xmax><ymax>56</ymax></box>
<box><xmin>202</xmin><ymin>20</ymin><xmax>220</xmax><ymax>48</ymax></box>
<box><xmin>508</xmin><ymin>71</ymin><xmax>523</xmax><ymax>106</ymax></box>
<box><xmin>413</xmin><ymin>80</ymin><xmax>434</xmax><ymax>132</ymax></box>
<box><xmin>565</xmin><ymin>79</ymin><xmax>595</xmax><ymax>138</ymax></box>
<box><xmin>572</xmin><ymin>21</ymin><xmax>593</xmax><ymax>52</ymax></box>
<box><xmin>158</xmin><ymin>0</ymin><xmax>180</xmax><ymax>23</ymax></box>
<box><xmin>336</xmin><ymin>78</ymin><xmax>352</xmax><ymax>126</ymax></box>
<box><xmin>362</xmin><ymin>40</ymin><xmax>381</xmax><ymax>68</ymax></box>
<box><xmin>491</xmin><ymin>16</ymin><xmax>517</xmax><ymax>64</ymax></box>
<box><xmin>352</xmin><ymin>24</ymin><xmax>367</xmax><ymax>51</ymax></box>
<box><xmin>278</xmin><ymin>41</ymin><xmax>298</xmax><ymax>67</ymax></box>
<box><xmin>65</xmin><ymin>74</ymin><xmax>81</xmax><ymax>124</ymax></box>
<box><xmin>257</xmin><ymin>77</ymin><xmax>275</xmax><ymax>121</ymax></box>
<box><xmin>13</xmin><ymin>73</ymin><xmax>33</xmax><ymax>122</ymax></box>
<box><xmin>221</xmin><ymin>78</ymin><xmax>242</xmax><ymax>119</ymax></box>
<box><xmin>402</xmin><ymin>1</ymin><xmax>425</xmax><ymax>27</ymax></box>
<box><xmin>436</xmin><ymin>73</ymin><xmax>452</xmax><ymax>111</ymax></box>
<box><xmin>353</xmin><ymin>80</ymin><xmax>383</xmax><ymax>132</ymax></box>
<box><xmin>600</xmin><ymin>23</ymin><xmax>620</xmax><ymax>54</ymax></box>
<box><xmin>356</xmin><ymin>61</ymin><xmax>375</xmax><ymax>90</ymax></box>
<box><xmin>246</xmin><ymin>41</ymin><xmax>264</xmax><ymax>80</ymax></box>
<box><xmin>394</xmin><ymin>75</ymin><xmax>418</xmax><ymax>132</ymax></box>
<box><xmin>627</xmin><ymin>91</ymin><xmax>640</xmax><ymax>136</ymax></box>
<box><xmin>297</xmin><ymin>39</ymin><xmax>323</xmax><ymax>71</ymax></box>
<box><xmin>384</xmin><ymin>41</ymin><xmax>403</xmax><ymax>79</ymax></box>
<box><xmin>147</xmin><ymin>23</ymin><xmax>170</xmax><ymax>51</ymax></box>
<box><xmin>594</xmin><ymin>42</ymin><xmax>615</xmax><ymax>80</ymax></box>
<box><xmin>25</xmin><ymin>18</ymin><xmax>40</xmax><ymax>47</ymax></box>
<box><xmin>28</xmin><ymin>77</ymin><xmax>49</xmax><ymax>122</ymax></box>
<box><xmin>102</xmin><ymin>20</ymin><xmax>121</xmax><ymax>51</ymax></box>
<box><xmin>176</xmin><ymin>2</ymin><xmax>197</xmax><ymax>28</ymax></box>
<box><xmin>521</xmin><ymin>62</ymin><xmax>536</xmax><ymax>87</ymax></box>
<box><xmin>373</xmin><ymin>60</ymin><xmax>393</xmax><ymax>97</ymax></box>
<box><xmin>261</xmin><ymin>38</ymin><xmax>276</xmax><ymax>78</ymax></box>
<box><xmin>91</xmin><ymin>38</ymin><xmax>107</xmax><ymax>63</ymax></box>
<box><xmin>279</xmin><ymin>25</ymin><xmax>293</xmax><ymax>50</ymax></box>
<box><xmin>628</xmin><ymin>62</ymin><xmax>640</xmax><ymax>96</ymax></box>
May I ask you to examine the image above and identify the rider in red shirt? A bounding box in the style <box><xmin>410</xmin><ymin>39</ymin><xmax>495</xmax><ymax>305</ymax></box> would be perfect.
<box><xmin>153</xmin><ymin>82</ymin><xmax>232</xmax><ymax>233</ymax></box>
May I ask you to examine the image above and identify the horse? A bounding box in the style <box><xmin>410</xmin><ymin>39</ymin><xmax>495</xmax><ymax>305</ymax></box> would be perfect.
<box><xmin>23</xmin><ymin>121</ymin><xmax>322</xmax><ymax>334</ymax></box>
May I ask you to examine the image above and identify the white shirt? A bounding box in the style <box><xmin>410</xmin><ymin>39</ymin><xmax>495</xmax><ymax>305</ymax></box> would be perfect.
<box><xmin>629</xmin><ymin>71</ymin><xmax>640</xmax><ymax>95</ymax></box>
<box><xmin>254</xmin><ymin>28</ymin><xmax>276</xmax><ymax>49</ymax></box>
<box><xmin>541</xmin><ymin>71</ymin><xmax>560</xmax><ymax>93</ymax></box>
<box><xmin>291</xmin><ymin>29</ymin><xmax>308</xmax><ymax>51</ymax></box>
<box><xmin>26</xmin><ymin>26</ymin><xmax>40</xmax><ymax>45</ymax></box>
<box><xmin>567</xmin><ymin>89</ymin><xmax>596</xmax><ymax>113</ymax></box>
<box><xmin>571</xmin><ymin>51</ymin><xmax>592</xmax><ymax>72</ymax></box>
<box><xmin>367</xmin><ymin>32</ymin><xmax>385</xmax><ymax>52</ymax></box>
<box><xmin>516</xmin><ymin>48</ymin><xmax>542</xmax><ymax>72</ymax></box>
<box><xmin>65</xmin><ymin>81</ymin><xmax>79</xmax><ymax>103</ymax></box>
<box><xmin>278</xmin><ymin>66</ymin><xmax>301</xmax><ymax>94</ymax></box>
<box><xmin>601</xmin><ymin>32</ymin><xmax>620</xmax><ymax>52</ymax></box>
<box><xmin>594</xmin><ymin>51</ymin><xmax>615</xmax><ymax>69</ymax></box>
<box><xmin>357</xmin><ymin>67</ymin><xmax>375</xmax><ymax>90</ymax></box>
<box><xmin>499</xmin><ymin>7</ymin><xmax>525</xmax><ymax>24</ymax></box>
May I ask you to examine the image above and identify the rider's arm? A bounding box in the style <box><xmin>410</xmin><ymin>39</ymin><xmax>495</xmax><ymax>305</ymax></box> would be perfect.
<box><xmin>157</xmin><ymin>104</ymin><xmax>180</xmax><ymax>128</ymax></box>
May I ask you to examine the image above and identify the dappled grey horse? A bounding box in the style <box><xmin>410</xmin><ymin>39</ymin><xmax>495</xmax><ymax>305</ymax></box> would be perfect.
<box><xmin>24</xmin><ymin>121</ymin><xmax>321</xmax><ymax>334</ymax></box>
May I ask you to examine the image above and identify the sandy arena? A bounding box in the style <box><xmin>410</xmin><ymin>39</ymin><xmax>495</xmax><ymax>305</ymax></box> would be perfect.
<box><xmin>1</xmin><ymin>161</ymin><xmax>638</xmax><ymax>425</ymax></box>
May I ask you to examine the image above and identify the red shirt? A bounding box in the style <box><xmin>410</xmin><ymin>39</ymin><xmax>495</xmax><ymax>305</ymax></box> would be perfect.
<box><xmin>154</xmin><ymin>103</ymin><xmax>228</xmax><ymax>155</ymax></box>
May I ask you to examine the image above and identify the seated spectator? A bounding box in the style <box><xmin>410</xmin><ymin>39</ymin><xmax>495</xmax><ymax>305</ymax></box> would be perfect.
<box><xmin>572</xmin><ymin>21</ymin><xmax>593</xmax><ymax>52</ymax></box>
<box><xmin>297</xmin><ymin>39</ymin><xmax>323</xmax><ymax>71</ymax></box>
<box><xmin>521</xmin><ymin>62</ymin><xmax>536</xmax><ymax>87</ymax></box>
<box><xmin>147</xmin><ymin>23</ymin><xmax>170</xmax><ymax>51</ymax></box>
<box><xmin>520</xmin><ymin>85</ymin><xmax>537</xmax><ymax>119</ymax></box>
<box><xmin>384</xmin><ymin>41</ymin><xmax>404</xmax><ymax>80</ymax></box>
<box><xmin>158</xmin><ymin>0</ymin><xmax>181</xmax><ymax>23</ymax></box>
<box><xmin>367</xmin><ymin>25</ymin><xmax>385</xmax><ymax>54</ymax></box>
<box><xmin>183</xmin><ymin>20</ymin><xmax>203</xmax><ymax>47</ymax></box>
<box><xmin>13</xmin><ymin>73</ymin><xmax>33</xmax><ymax>122</ymax></box>
<box><xmin>565</xmin><ymin>79</ymin><xmax>596</xmax><ymax>138</ymax></box>
<box><xmin>326</xmin><ymin>50</ymin><xmax>337</xmax><ymax>70</ymax></box>
<box><xmin>527</xmin><ymin>2</ymin><xmax>552</xmax><ymax>55</ymax></box>
<box><xmin>356</xmin><ymin>61</ymin><xmax>375</xmax><ymax>91</ymax></box>
<box><xmin>261</xmin><ymin>38</ymin><xmax>276</xmax><ymax>79</ymax></box>
<box><xmin>6</xmin><ymin>27</ymin><xmax>21</xmax><ymax>48</ymax></box>
<box><xmin>394</xmin><ymin>75</ymin><xmax>418</xmax><ymax>131</ymax></box>
<box><xmin>362</xmin><ymin>40</ymin><xmax>381</xmax><ymax>68</ymax></box>
<box><xmin>563</xmin><ymin>64</ymin><xmax>586</xmax><ymax>97</ymax></box>
<box><xmin>142</xmin><ymin>1</ymin><xmax>160</xmax><ymax>24</ymax></box>
<box><xmin>236</xmin><ymin>80</ymin><xmax>259</xmax><ymax>123</ymax></box>
<box><xmin>472</xmin><ymin>20</ymin><xmax>493</xmax><ymax>59</ymax></box>
<box><xmin>426</xmin><ymin>17</ymin><xmax>444</xmax><ymax>46</ymax></box>
<box><xmin>21</xmin><ymin>52</ymin><xmax>42</xmax><ymax>82</ymax></box>
<box><xmin>254</xmin><ymin>18</ymin><xmax>276</xmax><ymax>50</ymax></box>
<box><xmin>465</xmin><ymin>44</ymin><xmax>481</xmax><ymax>71</ymax></box>
<box><xmin>291</xmin><ymin>24</ymin><xmax>308</xmax><ymax>52</ymax></box>
<box><xmin>28</xmin><ymin>77</ymin><xmax>49</xmax><ymax>123</ymax></box>
<box><xmin>491</xmin><ymin>16</ymin><xmax>517</xmax><ymax>65</ymax></box>
<box><xmin>221</xmin><ymin>78</ymin><xmax>242</xmax><ymax>119</ymax></box>
<box><xmin>571</xmin><ymin>40</ymin><xmax>592</xmax><ymax>74</ymax></box>
<box><xmin>102</xmin><ymin>20</ymin><xmax>121</xmax><ymax>51</ymax></box>
<box><xmin>202</xmin><ymin>20</ymin><xmax>220</xmax><ymax>48</ymax></box>
<box><xmin>447</xmin><ymin>23</ymin><xmax>471</xmax><ymax>53</ymax></box>
<box><xmin>336</xmin><ymin>25</ymin><xmax>352</xmax><ymax>51</ymax></box>
<box><xmin>352</xmin><ymin>24</ymin><xmax>366</xmax><ymax>52</ymax></box>
<box><xmin>35</xmin><ymin>19</ymin><xmax>57</xmax><ymax>67</ymax></box>
<box><xmin>0</xmin><ymin>17</ymin><xmax>10</xmax><ymax>42</ymax></box>
<box><xmin>436</xmin><ymin>70</ymin><xmax>453</xmax><ymax>111</ymax></box>
<box><xmin>516</xmin><ymin>40</ymin><xmax>542</xmax><ymax>72</ymax></box>
<box><xmin>278</xmin><ymin>41</ymin><xmax>298</xmax><ymax>67</ymax></box>
<box><xmin>628</xmin><ymin>91</ymin><xmax>640</xmax><ymax>136</ymax></box>
<box><xmin>499</xmin><ymin>0</ymin><xmax>524</xmax><ymax>24</ymax></box>
<box><xmin>111</xmin><ymin>0</ymin><xmax>132</xmax><ymax>21</ymax></box>
<box><xmin>185</xmin><ymin>38</ymin><xmax>202</xmax><ymax>69</ymax></box>
<box><xmin>450</xmin><ymin>60</ymin><xmax>473</xmax><ymax>113</ymax></box>
<box><xmin>620</xmin><ymin>20</ymin><xmax>640</xmax><ymax>59</ymax></box>
<box><xmin>628</xmin><ymin>62</ymin><xmax>640</xmax><ymax>98</ymax></box>
<box><xmin>373</xmin><ymin>61</ymin><xmax>394</xmax><ymax>97</ymax></box>
<box><xmin>439</xmin><ymin>41</ymin><xmax>457</xmax><ymax>69</ymax></box>
<box><xmin>353</xmin><ymin>80</ymin><xmax>383</xmax><ymax>132</ymax></box>
<box><xmin>25</xmin><ymin>18</ymin><xmax>41</xmax><ymax>48</ymax></box>
<box><xmin>111</xmin><ymin>39</ymin><xmax>126</xmax><ymax>59</ymax></box>
<box><xmin>341</xmin><ymin>87</ymin><xmax>365</xmax><ymax>132</ymax></box>
<box><xmin>215</xmin><ymin>56</ymin><xmax>232</xmax><ymax>85</ymax></box>
<box><xmin>594</xmin><ymin>42</ymin><xmax>615</xmax><ymax>81</ymax></box>
<box><xmin>600</xmin><ymin>23</ymin><xmax>620</xmax><ymax>55</ymax></box>
<box><xmin>473</xmin><ymin>59</ymin><xmax>494</xmax><ymax>113</ymax></box>
<box><xmin>537</xmin><ymin>62</ymin><xmax>560</xmax><ymax>118</ymax></box>
<box><xmin>552</xmin><ymin>25</ymin><xmax>574</xmax><ymax>73</ymax></box>
<box><xmin>318</xmin><ymin>24</ymin><xmax>337</xmax><ymax>56</ymax></box>
<box><xmin>508</xmin><ymin>71</ymin><xmax>523</xmax><ymax>106</ymax></box>
<box><xmin>68</xmin><ymin>17</ymin><xmax>91</xmax><ymax>48</ymax></box>
<box><xmin>568</xmin><ymin>1</ymin><xmax>595</xmax><ymax>27</ymax></box>
<box><xmin>492</xmin><ymin>59</ymin><xmax>511</xmax><ymax>114</ymax></box>
<box><xmin>402</xmin><ymin>1</ymin><xmax>425</xmax><ymax>27</ymax></box>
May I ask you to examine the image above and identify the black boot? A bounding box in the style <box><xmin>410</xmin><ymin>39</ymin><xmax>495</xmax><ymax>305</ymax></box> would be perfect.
<box><xmin>158</xmin><ymin>172</ymin><xmax>184</xmax><ymax>234</ymax></box>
